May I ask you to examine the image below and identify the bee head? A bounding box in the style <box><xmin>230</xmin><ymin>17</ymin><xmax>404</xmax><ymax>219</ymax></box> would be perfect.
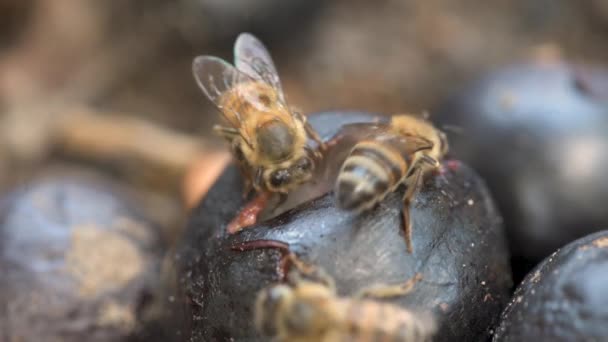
<box><xmin>257</xmin><ymin>120</ymin><xmax>295</xmax><ymax>162</ymax></box>
<box><xmin>267</xmin><ymin>156</ymin><xmax>314</xmax><ymax>191</ymax></box>
<box><xmin>254</xmin><ymin>284</ymin><xmax>293</xmax><ymax>336</ymax></box>
<box><xmin>256</xmin><ymin>282</ymin><xmax>334</xmax><ymax>338</ymax></box>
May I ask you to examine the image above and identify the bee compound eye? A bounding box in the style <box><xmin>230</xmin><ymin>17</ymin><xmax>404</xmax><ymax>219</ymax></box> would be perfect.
<box><xmin>270</xmin><ymin>169</ymin><xmax>291</xmax><ymax>188</ymax></box>
<box><xmin>267</xmin><ymin>285</ymin><xmax>290</xmax><ymax>301</ymax></box>
<box><xmin>256</xmin><ymin>285</ymin><xmax>292</xmax><ymax>335</ymax></box>
<box><xmin>295</xmin><ymin>157</ymin><xmax>312</xmax><ymax>171</ymax></box>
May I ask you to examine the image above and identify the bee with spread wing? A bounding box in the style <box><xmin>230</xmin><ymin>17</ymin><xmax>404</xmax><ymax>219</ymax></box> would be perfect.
<box><xmin>193</xmin><ymin>33</ymin><xmax>324</xmax><ymax>233</ymax></box>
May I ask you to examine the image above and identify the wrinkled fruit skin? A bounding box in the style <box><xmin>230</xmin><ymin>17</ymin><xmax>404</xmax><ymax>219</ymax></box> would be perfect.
<box><xmin>171</xmin><ymin>111</ymin><xmax>512</xmax><ymax>342</ymax></box>
<box><xmin>493</xmin><ymin>230</ymin><xmax>608</xmax><ymax>341</ymax></box>
<box><xmin>0</xmin><ymin>173</ymin><xmax>164</xmax><ymax>342</ymax></box>
<box><xmin>434</xmin><ymin>62</ymin><xmax>608</xmax><ymax>269</ymax></box>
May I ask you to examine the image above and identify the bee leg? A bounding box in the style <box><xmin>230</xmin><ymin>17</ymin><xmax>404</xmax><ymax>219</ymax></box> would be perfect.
<box><xmin>417</xmin><ymin>153</ymin><xmax>448</xmax><ymax>182</ymax></box>
<box><xmin>213</xmin><ymin>125</ymin><xmax>254</xmax><ymax>196</ymax></box>
<box><xmin>401</xmin><ymin>203</ymin><xmax>413</xmax><ymax>254</ymax></box>
<box><xmin>269</xmin><ymin>192</ymin><xmax>288</xmax><ymax>215</ymax></box>
<box><xmin>305</xmin><ymin>145</ymin><xmax>322</xmax><ymax>164</ymax></box>
<box><xmin>213</xmin><ymin>125</ymin><xmax>239</xmax><ymax>140</ymax></box>
<box><xmin>296</xmin><ymin>111</ymin><xmax>326</xmax><ymax>151</ymax></box>
<box><xmin>400</xmin><ymin>153</ymin><xmax>439</xmax><ymax>251</ymax></box>
<box><xmin>401</xmin><ymin>167</ymin><xmax>423</xmax><ymax>253</ymax></box>
<box><xmin>306</xmin><ymin>122</ymin><xmax>326</xmax><ymax>151</ymax></box>
<box><xmin>226</xmin><ymin>191</ymin><xmax>271</xmax><ymax>234</ymax></box>
<box><xmin>418</xmin><ymin>154</ymin><xmax>440</xmax><ymax>171</ymax></box>
<box><xmin>235</xmin><ymin>162</ymin><xmax>254</xmax><ymax>198</ymax></box>
<box><xmin>254</xmin><ymin>167</ymin><xmax>265</xmax><ymax>189</ymax></box>
<box><xmin>304</xmin><ymin>146</ymin><xmax>322</xmax><ymax>185</ymax></box>
<box><xmin>230</xmin><ymin>240</ymin><xmax>335</xmax><ymax>290</ymax></box>
<box><xmin>353</xmin><ymin>273</ymin><xmax>422</xmax><ymax>300</ymax></box>
<box><xmin>283</xmin><ymin>254</ymin><xmax>335</xmax><ymax>290</ymax></box>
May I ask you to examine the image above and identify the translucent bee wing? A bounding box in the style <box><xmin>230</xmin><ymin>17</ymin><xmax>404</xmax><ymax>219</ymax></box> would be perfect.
<box><xmin>328</xmin><ymin>120</ymin><xmax>393</xmax><ymax>150</ymax></box>
<box><xmin>192</xmin><ymin>55</ymin><xmax>253</xmax><ymax>125</ymax></box>
<box><xmin>193</xmin><ymin>55</ymin><xmax>247</xmax><ymax>106</ymax></box>
<box><xmin>376</xmin><ymin>134</ymin><xmax>435</xmax><ymax>156</ymax></box>
<box><xmin>322</xmin><ymin>121</ymin><xmax>394</xmax><ymax>180</ymax></box>
<box><xmin>328</xmin><ymin>120</ymin><xmax>434</xmax><ymax>161</ymax></box>
<box><xmin>234</xmin><ymin>33</ymin><xmax>286</xmax><ymax>103</ymax></box>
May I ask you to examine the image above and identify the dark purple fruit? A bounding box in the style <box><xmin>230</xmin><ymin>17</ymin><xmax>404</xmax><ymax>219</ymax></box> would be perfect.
<box><xmin>176</xmin><ymin>0</ymin><xmax>325</xmax><ymax>47</ymax></box>
<box><xmin>168</xmin><ymin>111</ymin><xmax>512</xmax><ymax>342</ymax></box>
<box><xmin>434</xmin><ymin>61</ymin><xmax>608</xmax><ymax>274</ymax></box>
<box><xmin>0</xmin><ymin>171</ymin><xmax>165</xmax><ymax>341</ymax></box>
<box><xmin>493</xmin><ymin>230</ymin><xmax>608</xmax><ymax>341</ymax></box>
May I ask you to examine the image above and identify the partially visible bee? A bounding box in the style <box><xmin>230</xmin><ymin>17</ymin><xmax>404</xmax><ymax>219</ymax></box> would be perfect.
<box><xmin>192</xmin><ymin>33</ymin><xmax>324</xmax><ymax>233</ymax></box>
<box><xmin>253</xmin><ymin>251</ymin><xmax>436</xmax><ymax>342</ymax></box>
<box><xmin>334</xmin><ymin>114</ymin><xmax>449</xmax><ymax>252</ymax></box>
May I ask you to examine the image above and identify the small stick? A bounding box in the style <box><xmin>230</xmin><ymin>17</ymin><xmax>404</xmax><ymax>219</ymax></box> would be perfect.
<box><xmin>231</xmin><ymin>239</ymin><xmax>292</xmax><ymax>281</ymax></box>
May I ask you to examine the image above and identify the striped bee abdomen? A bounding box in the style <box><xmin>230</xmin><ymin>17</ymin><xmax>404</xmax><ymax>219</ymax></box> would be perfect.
<box><xmin>336</xmin><ymin>139</ymin><xmax>408</xmax><ymax>212</ymax></box>
<box><xmin>342</xmin><ymin>299</ymin><xmax>434</xmax><ymax>342</ymax></box>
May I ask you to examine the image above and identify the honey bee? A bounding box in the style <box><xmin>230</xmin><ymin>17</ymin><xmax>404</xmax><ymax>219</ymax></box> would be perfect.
<box><xmin>254</xmin><ymin>253</ymin><xmax>436</xmax><ymax>342</ymax></box>
<box><xmin>334</xmin><ymin>114</ymin><xmax>449</xmax><ymax>253</ymax></box>
<box><xmin>192</xmin><ymin>33</ymin><xmax>324</xmax><ymax>233</ymax></box>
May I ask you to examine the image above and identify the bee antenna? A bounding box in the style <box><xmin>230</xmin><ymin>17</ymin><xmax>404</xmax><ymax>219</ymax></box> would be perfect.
<box><xmin>240</xmin><ymin>133</ymin><xmax>254</xmax><ymax>149</ymax></box>
<box><xmin>441</xmin><ymin>124</ymin><xmax>464</xmax><ymax>135</ymax></box>
<box><xmin>227</xmin><ymin>106</ymin><xmax>243</xmax><ymax>125</ymax></box>
<box><xmin>414</xmin><ymin>145</ymin><xmax>434</xmax><ymax>153</ymax></box>
<box><xmin>222</xmin><ymin>94</ymin><xmax>253</xmax><ymax>148</ymax></box>
<box><xmin>291</xmin><ymin>109</ymin><xmax>300</xmax><ymax>124</ymax></box>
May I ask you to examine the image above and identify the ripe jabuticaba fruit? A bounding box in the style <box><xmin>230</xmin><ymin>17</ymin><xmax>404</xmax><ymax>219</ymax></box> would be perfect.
<box><xmin>493</xmin><ymin>230</ymin><xmax>608</xmax><ymax>342</ymax></box>
<box><xmin>0</xmin><ymin>170</ymin><xmax>165</xmax><ymax>342</ymax></box>
<box><xmin>167</xmin><ymin>111</ymin><xmax>512</xmax><ymax>341</ymax></box>
<box><xmin>434</xmin><ymin>61</ymin><xmax>608</xmax><ymax>278</ymax></box>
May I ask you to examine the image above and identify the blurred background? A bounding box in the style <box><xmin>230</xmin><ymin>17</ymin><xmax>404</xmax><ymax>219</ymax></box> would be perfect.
<box><xmin>3</xmin><ymin>1</ymin><xmax>608</xmax><ymax>340</ymax></box>
<box><xmin>2</xmin><ymin>0</ymin><xmax>608</xmax><ymax>267</ymax></box>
